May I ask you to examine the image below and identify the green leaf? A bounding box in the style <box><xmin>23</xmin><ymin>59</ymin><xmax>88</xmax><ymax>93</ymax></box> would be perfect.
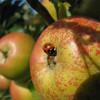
<box><xmin>32</xmin><ymin>90</ymin><xmax>41</xmax><ymax>100</ymax></box>
<box><xmin>50</xmin><ymin>0</ymin><xmax>60</xmax><ymax>19</ymax></box>
<box><xmin>66</xmin><ymin>9</ymin><xmax>71</xmax><ymax>17</ymax></box>
<box><xmin>58</xmin><ymin>2</ymin><xmax>71</xmax><ymax>19</ymax></box>
<box><xmin>42</xmin><ymin>0</ymin><xmax>57</xmax><ymax>21</ymax></box>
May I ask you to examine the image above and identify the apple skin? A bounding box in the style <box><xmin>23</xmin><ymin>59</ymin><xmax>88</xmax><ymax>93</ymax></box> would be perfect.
<box><xmin>30</xmin><ymin>16</ymin><xmax>100</xmax><ymax>100</ymax></box>
<box><xmin>0</xmin><ymin>74</ymin><xmax>10</xmax><ymax>90</ymax></box>
<box><xmin>0</xmin><ymin>32</ymin><xmax>35</xmax><ymax>81</ymax></box>
<box><xmin>10</xmin><ymin>81</ymin><xmax>34</xmax><ymax>100</ymax></box>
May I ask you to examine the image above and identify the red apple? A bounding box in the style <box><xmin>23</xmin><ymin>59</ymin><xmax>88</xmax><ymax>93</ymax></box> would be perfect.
<box><xmin>10</xmin><ymin>81</ymin><xmax>34</xmax><ymax>100</ymax></box>
<box><xmin>0</xmin><ymin>74</ymin><xmax>10</xmax><ymax>90</ymax></box>
<box><xmin>0</xmin><ymin>32</ymin><xmax>35</xmax><ymax>81</ymax></box>
<box><xmin>30</xmin><ymin>16</ymin><xmax>100</xmax><ymax>100</ymax></box>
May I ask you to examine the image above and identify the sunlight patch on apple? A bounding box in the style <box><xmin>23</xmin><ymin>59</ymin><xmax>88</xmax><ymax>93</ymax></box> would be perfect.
<box><xmin>8</xmin><ymin>41</ymin><xmax>17</xmax><ymax>56</ymax></box>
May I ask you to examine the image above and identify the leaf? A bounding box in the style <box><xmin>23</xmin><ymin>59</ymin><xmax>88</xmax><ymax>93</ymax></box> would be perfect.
<box><xmin>32</xmin><ymin>90</ymin><xmax>41</xmax><ymax>100</ymax></box>
<box><xmin>42</xmin><ymin>0</ymin><xmax>57</xmax><ymax>21</ymax></box>
<box><xmin>50</xmin><ymin>0</ymin><xmax>60</xmax><ymax>19</ymax></box>
<box><xmin>58</xmin><ymin>2</ymin><xmax>71</xmax><ymax>19</ymax></box>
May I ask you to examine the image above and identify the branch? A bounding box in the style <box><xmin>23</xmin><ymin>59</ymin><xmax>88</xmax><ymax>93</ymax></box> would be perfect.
<box><xmin>26</xmin><ymin>0</ymin><xmax>55</xmax><ymax>25</ymax></box>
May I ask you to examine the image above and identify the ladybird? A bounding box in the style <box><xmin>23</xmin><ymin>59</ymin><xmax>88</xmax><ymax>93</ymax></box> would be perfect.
<box><xmin>43</xmin><ymin>43</ymin><xmax>57</xmax><ymax>56</ymax></box>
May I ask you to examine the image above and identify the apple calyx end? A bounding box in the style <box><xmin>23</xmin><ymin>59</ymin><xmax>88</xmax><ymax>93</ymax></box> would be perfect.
<box><xmin>0</xmin><ymin>50</ymin><xmax>9</xmax><ymax>64</ymax></box>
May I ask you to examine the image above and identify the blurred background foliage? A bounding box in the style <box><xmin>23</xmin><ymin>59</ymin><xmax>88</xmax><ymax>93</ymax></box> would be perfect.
<box><xmin>0</xmin><ymin>0</ymin><xmax>47</xmax><ymax>41</ymax></box>
<box><xmin>0</xmin><ymin>0</ymin><xmax>100</xmax><ymax>39</ymax></box>
<box><xmin>0</xmin><ymin>89</ymin><xmax>11</xmax><ymax>100</ymax></box>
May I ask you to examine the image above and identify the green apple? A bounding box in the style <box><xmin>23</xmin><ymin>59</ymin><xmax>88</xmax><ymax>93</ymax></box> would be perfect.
<box><xmin>30</xmin><ymin>16</ymin><xmax>100</xmax><ymax>100</ymax></box>
<box><xmin>0</xmin><ymin>32</ymin><xmax>35</xmax><ymax>81</ymax></box>
<box><xmin>10</xmin><ymin>81</ymin><xmax>34</xmax><ymax>100</ymax></box>
<box><xmin>0</xmin><ymin>74</ymin><xmax>10</xmax><ymax>90</ymax></box>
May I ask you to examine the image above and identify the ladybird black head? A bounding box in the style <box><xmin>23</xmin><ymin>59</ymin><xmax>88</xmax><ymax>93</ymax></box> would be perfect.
<box><xmin>48</xmin><ymin>47</ymin><xmax>56</xmax><ymax>56</ymax></box>
<box><xmin>43</xmin><ymin>43</ymin><xmax>57</xmax><ymax>56</ymax></box>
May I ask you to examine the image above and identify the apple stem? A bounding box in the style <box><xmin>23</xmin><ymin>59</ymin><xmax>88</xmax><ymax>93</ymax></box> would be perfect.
<box><xmin>26</xmin><ymin>0</ymin><xmax>55</xmax><ymax>25</ymax></box>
